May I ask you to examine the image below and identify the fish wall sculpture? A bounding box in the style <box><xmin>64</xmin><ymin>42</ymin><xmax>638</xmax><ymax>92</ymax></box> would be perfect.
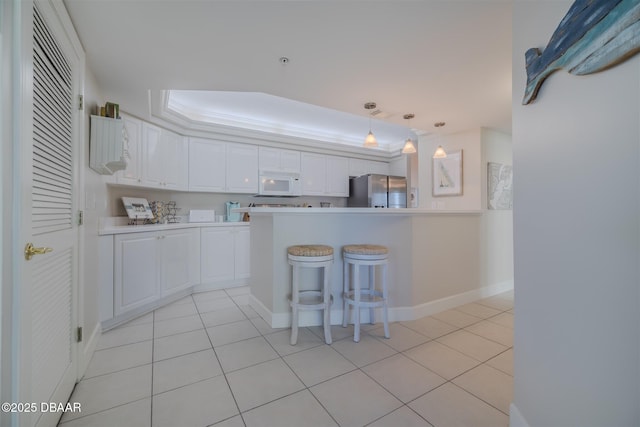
<box><xmin>523</xmin><ymin>0</ymin><xmax>640</xmax><ymax>105</ymax></box>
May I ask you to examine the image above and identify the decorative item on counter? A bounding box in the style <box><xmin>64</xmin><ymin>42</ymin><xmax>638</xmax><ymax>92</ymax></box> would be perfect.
<box><xmin>147</xmin><ymin>201</ymin><xmax>164</xmax><ymax>224</ymax></box>
<box><xmin>242</xmin><ymin>212</ymin><xmax>250</xmax><ymax>222</ymax></box>
<box><xmin>165</xmin><ymin>201</ymin><xmax>180</xmax><ymax>223</ymax></box>
<box><xmin>146</xmin><ymin>200</ymin><xmax>181</xmax><ymax>224</ymax></box>
<box><xmin>122</xmin><ymin>197</ymin><xmax>154</xmax><ymax>225</ymax></box>
<box><xmin>226</xmin><ymin>201</ymin><xmax>241</xmax><ymax>222</ymax></box>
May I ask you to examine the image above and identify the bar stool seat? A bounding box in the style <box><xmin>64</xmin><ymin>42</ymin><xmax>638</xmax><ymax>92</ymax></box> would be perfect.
<box><xmin>342</xmin><ymin>244</ymin><xmax>390</xmax><ymax>342</ymax></box>
<box><xmin>288</xmin><ymin>245</ymin><xmax>334</xmax><ymax>345</ymax></box>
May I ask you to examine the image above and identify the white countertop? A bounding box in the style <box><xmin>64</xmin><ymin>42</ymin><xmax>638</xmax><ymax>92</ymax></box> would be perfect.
<box><xmin>99</xmin><ymin>217</ymin><xmax>249</xmax><ymax>235</ymax></box>
<box><xmin>239</xmin><ymin>207</ymin><xmax>482</xmax><ymax>215</ymax></box>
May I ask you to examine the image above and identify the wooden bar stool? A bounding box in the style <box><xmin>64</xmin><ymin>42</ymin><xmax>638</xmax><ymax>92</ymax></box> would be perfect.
<box><xmin>288</xmin><ymin>245</ymin><xmax>334</xmax><ymax>345</ymax></box>
<box><xmin>342</xmin><ymin>244</ymin><xmax>389</xmax><ymax>342</ymax></box>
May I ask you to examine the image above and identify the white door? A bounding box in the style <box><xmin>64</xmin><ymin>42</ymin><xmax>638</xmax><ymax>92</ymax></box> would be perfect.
<box><xmin>17</xmin><ymin>2</ymin><xmax>82</xmax><ymax>426</ymax></box>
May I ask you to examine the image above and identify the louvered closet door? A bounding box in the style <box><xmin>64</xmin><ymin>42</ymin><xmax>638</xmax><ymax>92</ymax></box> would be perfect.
<box><xmin>20</xmin><ymin>3</ymin><xmax>80</xmax><ymax>426</ymax></box>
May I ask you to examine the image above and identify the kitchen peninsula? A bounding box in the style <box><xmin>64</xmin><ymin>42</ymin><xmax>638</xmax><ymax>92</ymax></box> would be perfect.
<box><xmin>246</xmin><ymin>207</ymin><xmax>511</xmax><ymax>328</ymax></box>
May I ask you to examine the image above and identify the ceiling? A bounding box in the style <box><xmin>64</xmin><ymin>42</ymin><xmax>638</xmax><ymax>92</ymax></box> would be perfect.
<box><xmin>63</xmin><ymin>0</ymin><xmax>513</xmax><ymax>151</ymax></box>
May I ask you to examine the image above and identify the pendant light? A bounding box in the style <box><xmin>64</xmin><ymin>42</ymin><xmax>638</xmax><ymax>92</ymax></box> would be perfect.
<box><xmin>433</xmin><ymin>121</ymin><xmax>447</xmax><ymax>159</ymax></box>
<box><xmin>363</xmin><ymin>102</ymin><xmax>378</xmax><ymax>148</ymax></box>
<box><xmin>402</xmin><ymin>113</ymin><xmax>416</xmax><ymax>154</ymax></box>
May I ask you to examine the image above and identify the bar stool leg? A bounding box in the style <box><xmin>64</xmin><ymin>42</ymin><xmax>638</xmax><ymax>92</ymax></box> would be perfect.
<box><xmin>323</xmin><ymin>264</ymin><xmax>332</xmax><ymax>344</ymax></box>
<box><xmin>353</xmin><ymin>262</ymin><xmax>361</xmax><ymax>342</ymax></box>
<box><xmin>342</xmin><ymin>260</ymin><xmax>349</xmax><ymax>328</ymax></box>
<box><xmin>368</xmin><ymin>265</ymin><xmax>376</xmax><ymax>325</ymax></box>
<box><xmin>290</xmin><ymin>265</ymin><xmax>300</xmax><ymax>345</ymax></box>
<box><xmin>382</xmin><ymin>263</ymin><xmax>390</xmax><ymax>338</ymax></box>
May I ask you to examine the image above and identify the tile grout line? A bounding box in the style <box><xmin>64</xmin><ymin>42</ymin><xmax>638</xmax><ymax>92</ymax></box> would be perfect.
<box><xmin>196</xmin><ymin>291</ymin><xmax>247</xmax><ymax>426</ymax></box>
<box><xmin>150</xmin><ymin>307</ymin><xmax>156</xmax><ymax>427</ymax></box>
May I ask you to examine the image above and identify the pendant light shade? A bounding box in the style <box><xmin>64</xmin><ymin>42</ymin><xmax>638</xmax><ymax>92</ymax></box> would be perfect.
<box><xmin>432</xmin><ymin>121</ymin><xmax>447</xmax><ymax>158</ymax></box>
<box><xmin>364</xmin><ymin>131</ymin><xmax>378</xmax><ymax>148</ymax></box>
<box><xmin>402</xmin><ymin>113</ymin><xmax>416</xmax><ymax>154</ymax></box>
<box><xmin>402</xmin><ymin>138</ymin><xmax>416</xmax><ymax>153</ymax></box>
<box><xmin>433</xmin><ymin>145</ymin><xmax>447</xmax><ymax>159</ymax></box>
<box><xmin>363</xmin><ymin>102</ymin><xmax>378</xmax><ymax>148</ymax></box>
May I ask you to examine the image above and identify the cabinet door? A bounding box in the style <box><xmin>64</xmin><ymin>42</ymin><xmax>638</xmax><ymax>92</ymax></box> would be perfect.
<box><xmin>348</xmin><ymin>158</ymin><xmax>367</xmax><ymax>177</ymax></box>
<box><xmin>200</xmin><ymin>227</ymin><xmax>235</xmax><ymax>283</ymax></box>
<box><xmin>162</xmin><ymin>130</ymin><xmax>188</xmax><ymax>190</ymax></box>
<box><xmin>258</xmin><ymin>147</ymin><xmax>280</xmax><ymax>172</ymax></box>
<box><xmin>326</xmin><ymin>155</ymin><xmax>349</xmax><ymax>196</ymax></box>
<box><xmin>279</xmin><ymin>149</ymin><xmax>301</xmax><ymax>173</ymax></box>
<box><xmin>118</xmin><ymin>115</ymin><xmax>143</xmax><ymax>186</ymax></box>
<box><xmin>234</xmin><ymin>227</ymin><xmax>251</xmax><ymax>279</ymax></box>
<box><xmin>189</xmin><ymin>138</ymin><xmax>227</xmax><ymax>192</ymax></box>
<box><xmin>114</xmin><ymin>232</ymin><xmax>159</xmax><ymax>315</ymax></box>
<box><xmin>389</xmin><ymin>156</ymin><xmax>407</xmax><ymax>177</ymax></box>
<box><xmin>370</xmin><ymin>160</ymin><xmax>390</xmax><ymax>175</ymax></box>
<box><xmin>141</xmin><ymin>122</ymin><xmax>164</xmax><ymax>187</ymax></box>
<box><xmin>226</xmin><ymin>143</ymin><xmax>258</xmax><ymax>193</ymax></box>
<box><xmin>160</xmin><ymin>229</ymin><xmax>198</xmax><ymax>297</ymax></box>
<box><xmin>301</xmin><ymin>153</ymin><xmax>326</xmax><ymax>195</ymax></box>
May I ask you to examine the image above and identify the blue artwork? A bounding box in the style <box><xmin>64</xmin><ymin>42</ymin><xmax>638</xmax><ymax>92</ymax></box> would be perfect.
<box><xmin>523</xmin><ymin>0</ymin><xmax>640</xmax><ymax>105</ymax></box>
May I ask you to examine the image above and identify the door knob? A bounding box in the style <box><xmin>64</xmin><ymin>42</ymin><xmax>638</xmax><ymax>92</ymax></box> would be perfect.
<box><xmin>24</xmin><ymin>243</ymin><xmax>53</xmax><ymax>261</ymax></box>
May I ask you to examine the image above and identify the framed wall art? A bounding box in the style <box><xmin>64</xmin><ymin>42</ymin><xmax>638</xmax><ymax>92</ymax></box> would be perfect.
<box><xmin>487</xmin><ymin>162</ymin><xmax>513</xmax><ymax>210</ymax></box>
<box><xmin>433</xmin><ymin>150</ymin><xmax>463</xmax><ymax>197</ymax></box>
<box><xmin>122</xmin><ymin>197</ymin><xmax>154</xmax><ymax>219</ymax></box>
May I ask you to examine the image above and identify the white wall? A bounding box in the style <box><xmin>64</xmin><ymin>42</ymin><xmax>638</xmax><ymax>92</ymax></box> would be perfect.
<box><xmin>418</xmin><ymin>128</ymin><xmax>482</xmax><ymax>210</ymax></box>
<box><xmin>480</xmin><ymin>129</ymin><xmax>513</xmax><ymax>290</ymax></box>
<box><xmin>80</xmin><ymin>67</ymin><xmax>110</xmax><ymax>370</ymax></box>
<box><xmin>512</xmin><ymin>2</ymin><xmax>640</xmax><ymax>426</ymax></box>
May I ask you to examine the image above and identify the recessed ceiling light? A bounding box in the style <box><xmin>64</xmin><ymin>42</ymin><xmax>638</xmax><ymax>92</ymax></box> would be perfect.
<box><xmin>279</xmin><ymin>57</ymin><xmax>290</xmax><ymax>64</ymax></box>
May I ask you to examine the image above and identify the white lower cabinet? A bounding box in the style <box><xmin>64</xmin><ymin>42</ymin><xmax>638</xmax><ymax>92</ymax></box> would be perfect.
<box><xmin>234</xmin><ymin>227</ymin><xmax>251</xmax><ymax>279</ymax></box>
<box><xmin>113</xmin><ymin>228</ymin><xmax>200</xmax><ymax>316</ymax></box>
<box><xmin>201</xmin><ymin>226</ymin><xmax>250</xmax><ymax>286</ymax></box>
<box><xmin>160</xmin><ymin>229</ymin><xmax>201</xmax><ymax>297</ymax></box>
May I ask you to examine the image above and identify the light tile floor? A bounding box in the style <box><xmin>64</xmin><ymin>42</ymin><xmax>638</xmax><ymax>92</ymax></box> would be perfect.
<box><xmin>59</xmin><ymin>287</ymin><xmax>514</xmax><ymax>427</ymax></box>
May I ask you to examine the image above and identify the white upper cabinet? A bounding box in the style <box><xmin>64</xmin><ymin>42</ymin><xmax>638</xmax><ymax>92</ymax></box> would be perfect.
<box><xmin>326</xmin><ymin>155</ymin><xmax>349</xmax><ymax>196</ymax></box>
<box><xmin>117</xmin><ymin>115</ymin><xmax>143</xmax><ymax>186</ymax></box>
<box><xmin>189</xmin><ymin>138</ymin><xmax>227</xmax><ymax>192</ymax></box>
<box><xmin>348</xmin><ymin>158</ymin><xmax>390</xmax><ymax>177</ymax></box>
<box><xmin>188</xmin><ymin>139</ymin><xmax>258</xmax><ymax>193</ymax></box>
<box><xmin>161</xmin><ymin>130</ymin><xmax>189</xmax><ymax>190</ymax></box>
<box><xmin>226</xmin><ymin>143</ymin><xmax>259</xmax><ymax>193</ymax></box>
<box><xmin>142</xmin><ymin>122</ymin><xmax>164</xmax><ymax>187</ymax></box>
<box><xmin>389</xmin><ymin>156</ymin><xmax>407</xmax><ymax>177</ymax></box>
<box><xmin>301</xmin><ymin>153</ymin><xmax>349</xmax><ymax>197</ymax></box>
<box><xmin>141</xmin><ymin>127</ymin><xmax>188</xmax><ymax>190</ymax></box>
<box><xmin>301</xmin><ymin>153</ymin><xmax>326</xmax><ymax>195</ymax></box>
<box><xmin>259</xmin><ymin>147</ymin><xmax>301</xmax><ymax>173</ymax></box>
<box><xmin>118</xmin><ymin>119</ymin><xmax>188</xmax><ymax>190</ymax></box>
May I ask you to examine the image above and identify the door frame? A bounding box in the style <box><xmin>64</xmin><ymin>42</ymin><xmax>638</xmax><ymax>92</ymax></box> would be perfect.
<box><xmin>1</xmin><ymin>1</ymin><xmax>85</xmax><ymax>426</ymax></box>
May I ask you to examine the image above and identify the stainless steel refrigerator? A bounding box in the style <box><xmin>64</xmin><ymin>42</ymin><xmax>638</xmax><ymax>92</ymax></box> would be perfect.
<box><xmin>348</xmin><ymin>174</ymin><xmax>407</xmax><ymax>208</ymax></box>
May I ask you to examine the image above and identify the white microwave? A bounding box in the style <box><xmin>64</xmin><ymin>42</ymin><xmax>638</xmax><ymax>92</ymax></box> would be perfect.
<box><xmin>258</xmin><ymin>172</ymin><xmax>302</xmax><ymax>197</ymax></box>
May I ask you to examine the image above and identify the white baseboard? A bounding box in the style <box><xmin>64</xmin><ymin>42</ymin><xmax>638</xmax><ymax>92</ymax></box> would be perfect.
<box><xmin>391</xmin><ymin>279</ymin><xmax>514</xmax><ymax>322</ymax></box>
<box><xmin>250</xmin><ymin>280</ymin><xmax>514</xmax><ymax>329</ymax></box>
<box><xmin>509</xmin><ymin>403</ymin><xmax>530</xmax><ymax>427</ymax></box>
<box><xmin>193</xmin><ymin>280</ymin><xmax>248</xmax><ymax>293</ymax></box>
<box><xmin>77</xmin><ymin>322</ymin><xmax>101</xmax><ymax>380</ymax></box>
